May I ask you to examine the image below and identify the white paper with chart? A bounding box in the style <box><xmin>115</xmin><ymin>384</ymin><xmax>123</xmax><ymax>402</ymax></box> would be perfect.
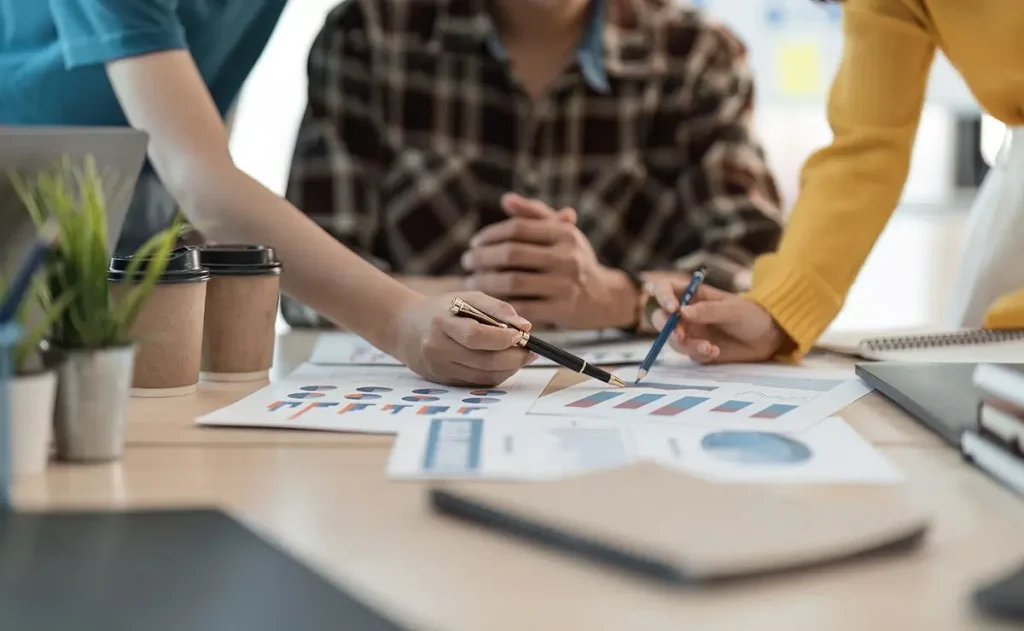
<box><xmin>527</xmin><ymin>364</ymin><xmax>872</xmax><ymax>431</ymax></box>
<box><xmin>307</xmin><ymin>332</ymin><xmax>655</xmax><ymax>368</ymax></box>
<box><xmin>196</xmin><ymin>365</ymin><xmax>556</xmax><ymax>435</ymax></box>
<box><xmin>387</xmin><ymin>415</ymin><xmax>901</xmax><ymax>484</ymax></box>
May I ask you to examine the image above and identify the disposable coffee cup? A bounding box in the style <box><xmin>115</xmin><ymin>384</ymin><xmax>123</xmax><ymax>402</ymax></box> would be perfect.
<box><xmin>198</xmin><ymin>245</ymin><xmax>282</xmax><ymax>382</ymax></box>
<box><xmin>109</xmin><ymin>246</ymin><xmax>210</xmax><ymax>397</ymax></box>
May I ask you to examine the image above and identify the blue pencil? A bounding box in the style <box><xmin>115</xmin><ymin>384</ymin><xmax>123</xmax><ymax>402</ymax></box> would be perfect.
<box><xmin>634</xmin><ymin>267</ymin><xmax>707</xmax><ymax>384</ymax></box>
<box><xmin>0</xmin><ymin>218</ymin><xmax>60</xmax><ymax>323</ymax></box>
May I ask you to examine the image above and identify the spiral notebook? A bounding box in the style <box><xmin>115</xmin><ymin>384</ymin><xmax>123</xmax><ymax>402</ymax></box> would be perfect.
<box><xmin>816</xmin><ymin>327</ymin><xmax>1024</xmax><ymax>362</ymax></box>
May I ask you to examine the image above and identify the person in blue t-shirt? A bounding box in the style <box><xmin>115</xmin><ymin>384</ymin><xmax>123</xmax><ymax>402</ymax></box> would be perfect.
<box><xmin>0</xmin><ymin>0</ymin><xmax>533</xmax><ymax>386</ymax></box>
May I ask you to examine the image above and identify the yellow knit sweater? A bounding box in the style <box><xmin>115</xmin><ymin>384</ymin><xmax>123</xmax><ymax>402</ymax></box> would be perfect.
<box><xmin>745</xmin><ymin>0</ymin><xmax>1024</xmax><ymax>357</ymax></box>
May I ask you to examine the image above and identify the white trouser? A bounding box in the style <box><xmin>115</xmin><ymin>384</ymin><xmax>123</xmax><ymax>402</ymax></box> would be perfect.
<box><xmin>945</xmin><ymin>126</ymin><xmax>1024</xmax><ymax>328</ymax></box>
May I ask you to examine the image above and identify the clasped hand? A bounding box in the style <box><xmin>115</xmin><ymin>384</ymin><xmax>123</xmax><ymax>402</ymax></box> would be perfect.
<box><xmin>460</xmin><ymin>194</ymin><xmax>637</xmax><ymax>330</ymax></box>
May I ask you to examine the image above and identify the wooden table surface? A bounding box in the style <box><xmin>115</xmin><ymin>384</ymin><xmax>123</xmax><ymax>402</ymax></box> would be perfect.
<box><xmin>12</xmin><ymin>331</ymin><xmax>1024</xmax><ymax>630</ymax></box>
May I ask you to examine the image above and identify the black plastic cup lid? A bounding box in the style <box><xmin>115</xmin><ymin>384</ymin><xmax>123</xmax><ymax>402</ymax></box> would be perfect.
<box><xmin>108</xmin><ymin>246</ymin><xmax>211</xmax><ymax>284</ymax></box>
<box><xmin>198</xmin><ymin>245</ymin><xmax>282</xmax><ymax>276</ymax></box>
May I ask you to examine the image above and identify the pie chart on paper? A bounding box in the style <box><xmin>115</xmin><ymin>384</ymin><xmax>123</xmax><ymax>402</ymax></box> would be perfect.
<box><xmin>700</xmin><ymin>431</ymin><xmax>812</xmax><ymax>466</ymax></box>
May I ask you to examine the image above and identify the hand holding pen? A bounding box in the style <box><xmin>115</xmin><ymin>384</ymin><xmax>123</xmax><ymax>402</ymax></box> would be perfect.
<box><xmin>642</xmin><ymin>271</ymin><xmax>790</xmax><ymax>366</ymax></box>
<box><xmin>635</xmin><ymin>268</ymin><xmax>707</xmax><ymax>383</ymax></box>
<box><xmin>449</xmin><ymin>298</ymin><xmax>627</xmax><ymax>388</ymax></box>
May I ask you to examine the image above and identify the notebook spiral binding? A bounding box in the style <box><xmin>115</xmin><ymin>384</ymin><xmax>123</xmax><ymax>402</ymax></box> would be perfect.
<box><xmin>862</xmin><ymin>329</ymin><xmax>1024</xmax><ymax>352</ymax></box>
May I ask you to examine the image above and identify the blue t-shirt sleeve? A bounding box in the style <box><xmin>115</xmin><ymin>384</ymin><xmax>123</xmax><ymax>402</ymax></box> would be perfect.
<box><xmin>48</xmin><ymin>0</ymin><xmax>187</xmax><ymax>69</ymax></box>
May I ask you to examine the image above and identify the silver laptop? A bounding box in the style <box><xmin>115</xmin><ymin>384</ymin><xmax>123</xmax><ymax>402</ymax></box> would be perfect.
<box><xmin>0</xmin><ymin>126</ymin><xmax>148</xmax><ymax>264</ymax></box>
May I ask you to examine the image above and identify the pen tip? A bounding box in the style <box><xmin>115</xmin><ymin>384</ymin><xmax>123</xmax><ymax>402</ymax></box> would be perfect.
<box><xmin>610</xmin><ymin>375</ymin><xmax>627</xmax><ymax>388</ymax></box>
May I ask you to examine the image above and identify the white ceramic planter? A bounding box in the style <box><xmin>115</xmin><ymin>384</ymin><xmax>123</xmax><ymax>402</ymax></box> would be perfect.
<box><xmin>8</xmin><ymin>369</ymin><xmax>57</xmax><ymax>476</ymax></box>
<box><xmin>53</xmin><ymin>345</ymin><xmax>135</xmax><ymax>462</ymax></box>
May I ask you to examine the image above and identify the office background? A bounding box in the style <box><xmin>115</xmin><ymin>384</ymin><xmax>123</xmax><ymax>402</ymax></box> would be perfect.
<box><xmin>226</xmin><ymin>0</ymin><xmax>992</xmax><ymax>333</ymax></box>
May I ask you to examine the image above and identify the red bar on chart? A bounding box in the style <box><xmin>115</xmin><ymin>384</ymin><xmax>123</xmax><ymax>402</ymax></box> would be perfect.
<box><xmin>567</xmin><ymin>391</ymin><xmax>623</xmax><ymax>408</ymax></box>
<box><xmin>418</xmin><ymin>406</ymin><xmax>450</xmax><ymax>415</ymax></box>
<box><xmin>268</xmin><ymin>400</ymin><xmax>302</xmax><ymax>412</ymax></box>
<box><xmin>650</xmin><ymin>396</ymin><xmax>709</xmax><ymax>417</ymax></box>
<box><xmin>711</xmin><ymin>400</ymin><xmax>752</xmax><ymax>413</ymax></box>
<box><xmin>382</xmin><ymin>404</ymin><xmax>410</xmax><ymax>415</ymax></box>
<box><xmin>615</xmin><ymin>393</ymin><xmax>664</xmax><ymax>410</ymax></box>
<box><xmin>752</xmin><ymin>404</ymin><xmax>797</xmax><ymax>419</ymax></box>
<box><xmin>457</xmin><ymin>406</ymin><xmax>485</xmax><ymax>415</ymax></box>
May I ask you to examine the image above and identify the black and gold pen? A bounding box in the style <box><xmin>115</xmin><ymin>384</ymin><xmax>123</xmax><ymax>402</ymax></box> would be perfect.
<box><xmin>449</xmin><ymin>297</ymin><xmax>627</xmax><ymax>388</ymax></box>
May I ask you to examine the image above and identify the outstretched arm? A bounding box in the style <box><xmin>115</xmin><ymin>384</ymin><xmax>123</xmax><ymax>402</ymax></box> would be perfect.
<box><xmin>644</xmin><ymin>0</ymin><xmax>938</xmax><ymax>364</ymax></box>
<box><xmin>108</xmin><ymin>49</ymin><xmax>417</xmax><ymax>348</ymax></box>
<box><xmin>104</xmin><ymin>49</ymin><xmax>530</xmax><ymax>385</ymax></box>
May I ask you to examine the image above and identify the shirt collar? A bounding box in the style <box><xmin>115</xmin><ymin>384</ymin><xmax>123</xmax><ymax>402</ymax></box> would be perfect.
<box><xmin>484</xmin><ymin>0</ymin><xmax>611</xmax><ymax>94</ymax></box>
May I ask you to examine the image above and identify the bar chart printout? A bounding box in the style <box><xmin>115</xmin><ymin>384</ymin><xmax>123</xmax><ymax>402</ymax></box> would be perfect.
<box><xmin>197</xmin><ymin>367</ymin><xmax>556</xmax><ymax>435</ymax></box>
<box><xmin>528</xmin><ymin>365</ymin><xmax>873</xmax><ymax>431</ymax></box>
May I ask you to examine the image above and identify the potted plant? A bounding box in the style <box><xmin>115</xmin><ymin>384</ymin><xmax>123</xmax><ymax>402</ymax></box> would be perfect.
<box><xmin>0</xmin><ymin>271</ymin><xmax>71</xmax><ymax>476</ymax></box>
<box><xmin>11</xmin><ymin>156</ymin><xmax>180</xmax><ymax>462</ymax></box>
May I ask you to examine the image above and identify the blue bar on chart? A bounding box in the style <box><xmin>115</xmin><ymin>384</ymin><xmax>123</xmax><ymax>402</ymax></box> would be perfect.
<box><xmin>422</xmin><ymin>418</ymin><xmax>483</xmax><ymax>473</ymax></box>
<box><xmin>615</xmin><ymin>393</ymin><xmax>664</xmax><ymax>410</ymax></box>
<box><xmin>752</xmin><ymin>403</ymin><xmax>798</xmax><ymax>419</ymax></box>
<box><xmin>382</xmin><ymin>404</ymin><xmax>411</xmax><ymax>415</ymax></box>
<box><xmin>337</xmin><ymin>402</ymin><xmax>373</xmax><ymax>415</ymax></box>
<box><xmin>567</xmin><ymin>391</ymin><xmax>624</xmax><ymax>408</ymax></box>
<box><xmin>712</xmin><ymin>400</ymin><xmax>752</xmax><ymax>413</ymax></box>
<box><xmin>418</xmin><ymin>405</ymin><xmax>450</xmax><ymax>415</ymax></box>
<box><xmin>650</xmin><ymin>396</ymin><xmax>709</xmax><ymax>417</ymax></box>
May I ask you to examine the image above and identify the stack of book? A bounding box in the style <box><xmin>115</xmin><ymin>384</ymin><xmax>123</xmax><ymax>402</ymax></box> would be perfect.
<box><xmin>964</xmin><ymin>364</ymin><xmax>1024</xmax><ymax>495</ymax></box>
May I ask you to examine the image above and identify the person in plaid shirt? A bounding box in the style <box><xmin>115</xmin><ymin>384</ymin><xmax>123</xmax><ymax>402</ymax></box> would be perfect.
<box><xmin>284</xmin><ymin>0</ymin><xmax>783</xmax><ymax>332</ymax></box>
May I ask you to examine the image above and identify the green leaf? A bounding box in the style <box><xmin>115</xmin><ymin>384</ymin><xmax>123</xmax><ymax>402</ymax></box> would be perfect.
<box><xmin>4</xmin><ymin>155</ymin><xmax>186</xmax><ymax>350</ymax></box>
<box><xmin>112</xmin><ymin>219</ymin><xmax>181</xmax><ymax>340</ymax></box>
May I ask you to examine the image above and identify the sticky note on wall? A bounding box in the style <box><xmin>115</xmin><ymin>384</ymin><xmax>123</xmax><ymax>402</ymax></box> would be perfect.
<box><xmin>777</xmin><ymin>39</ymin><xmax>823</xmax><ymax>96</ymax></box>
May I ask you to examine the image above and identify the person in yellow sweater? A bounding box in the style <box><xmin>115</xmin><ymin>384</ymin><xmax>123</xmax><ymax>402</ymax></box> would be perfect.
<box><xmin>645</xmin><ymin>0</ymin><xmax>1024</xmax><ymax>365</ymax></box>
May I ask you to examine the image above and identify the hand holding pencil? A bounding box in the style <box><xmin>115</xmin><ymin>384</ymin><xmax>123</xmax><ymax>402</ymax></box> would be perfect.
<box><xmin>644</xmin><ymin>274</ymin><xmax>791</xmax><ymax>365</ymax></box>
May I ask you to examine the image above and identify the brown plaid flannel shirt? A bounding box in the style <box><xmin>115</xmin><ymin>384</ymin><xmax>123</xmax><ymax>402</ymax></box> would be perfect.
<box><xmin>285</xmin><ymin>0</ymin><xmax>783</xmax><ymax>294</ymax></box>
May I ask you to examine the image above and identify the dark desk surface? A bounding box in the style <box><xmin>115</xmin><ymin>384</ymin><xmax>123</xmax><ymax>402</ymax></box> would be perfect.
<box><xmin>0</xmin><ymin>508</ymin><xmax>406</xmax><ymax>631</ymax></box>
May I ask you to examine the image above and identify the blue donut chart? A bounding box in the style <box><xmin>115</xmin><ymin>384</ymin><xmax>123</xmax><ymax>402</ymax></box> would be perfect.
<box><xmin>462</xmin><ymin>397</ymin><xmax>500</xmax><ymax>404</ymax></box>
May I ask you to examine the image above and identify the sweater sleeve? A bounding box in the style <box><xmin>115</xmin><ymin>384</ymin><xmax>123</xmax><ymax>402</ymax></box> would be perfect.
<box><xmin>743</xmin><ymin>0</ymin><xmax>936</xmax><ymax>357</ymax></box>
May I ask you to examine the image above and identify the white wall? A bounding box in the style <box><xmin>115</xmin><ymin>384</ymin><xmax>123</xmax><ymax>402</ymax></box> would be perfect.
<box><xmin>228</xmin><ymin>0</ymin><xmax>341</xmax><ymax>195</ymax></box>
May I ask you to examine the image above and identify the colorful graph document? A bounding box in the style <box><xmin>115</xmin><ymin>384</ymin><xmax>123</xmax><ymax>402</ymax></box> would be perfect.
<box><xmin>196</xmin><ymin>366</ymin><xmax>556</xmax><ymax>435</ymax></box>
<box><xmin>387</xmin><ymin>416</ymin><xmax>902</xmax><ymax>484</ymax></box>
<box><xmin>528</xmin><ymin>364</ymin><xmax>872</xmax><ymax>432</ymax></box>
<box><xmin>307</xmin><ymin>332</ymin><xmax>654</xmax><ymax>368</ymax></box>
